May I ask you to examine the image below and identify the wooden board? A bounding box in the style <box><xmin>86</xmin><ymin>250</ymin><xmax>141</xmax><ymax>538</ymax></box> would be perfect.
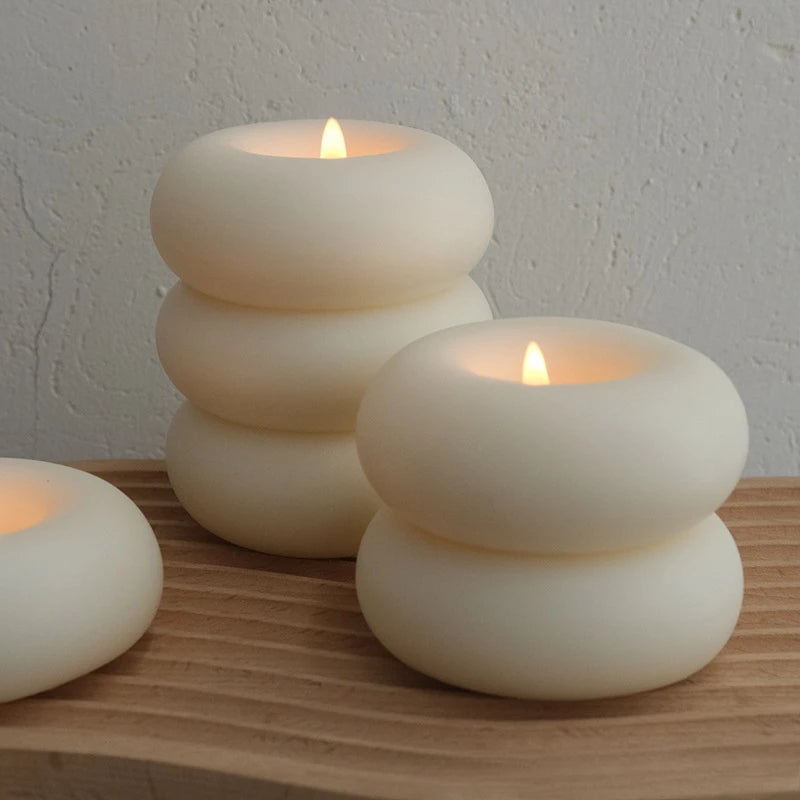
<box><xmin>2</xmin><ymin>461</ymin><xmax>800</xmax><ymax>799</ymax></box>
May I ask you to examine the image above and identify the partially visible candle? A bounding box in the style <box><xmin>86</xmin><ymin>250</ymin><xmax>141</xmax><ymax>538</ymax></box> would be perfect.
<box><xmin>157</xmin><ymin>276</ymin><xmax>490</xmax><ymax>433</ymax></box>
<box><xmin>0</xmin><ymin>459</ymin><xmax>163</xmax><ymax>702</ymax></box>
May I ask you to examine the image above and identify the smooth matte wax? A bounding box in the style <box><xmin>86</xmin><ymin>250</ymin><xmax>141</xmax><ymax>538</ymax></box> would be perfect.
<box><xmin>357</xmin><ymin>317</ymin><xmax>748</xmax><ymax>554</ymax></box>
<box><xmin>357</xmin><ymin>508</ymin><xmax>743</xmax><ymax>700</ymax></box>
<box><xmin>153</xmin><ymin>119</ymin><xmax>494</xmax><ymax>556</ymax></box>
<box><xmin>355</xmin><ymin>317</ymin><xmax>748</xmax><ymax>699</ymax></box>
<box><xmin>0</xmin><ymin>460</ymin><xmax>163</xmax><ymax>703</ymax></box>
<box><xmin>167</xmin><ymin>403</ymin><xmax>379</xmax><ymax>557</ymax></box>
<box><xmin>158</xmin><ymin>277</ymin><xmax>491</xmax><ymax>432</ymax></box>
<box><xmin>151</xmin><ymin>119</ymin><xmax>494</xmax><ymax>310</ymax></box>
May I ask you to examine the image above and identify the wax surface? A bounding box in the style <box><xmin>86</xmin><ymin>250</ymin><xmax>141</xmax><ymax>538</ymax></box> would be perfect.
<box><xmin>0</xmin><ymin>459</ymin><xmax>163</xmax><ymax>703</ymax></box>
<box><xmin>157</xmin><ymin>277</ymin><xmax>491</xmax><ymax>432</ymax></box>
<box><xmin>166</xmin><ymin>403</ymin><xmax>379</xmax><ymax>557</ymax></box>
<box><xmin>151</xmin><ymin>119</ymin><xmax>494</xmax><ymax>310</ymax></box>
<box><xmin>355</xmin><ymin>315</ymin><xmax>748</xmax><ymax>699</ymax></box>
<box><xmin>357</xmin><ymin>508</ymin><xmax>743</xmax><ymax>700</ymax></box>
<box><xmin>357</xmin><ymin>317</ymin><xmax>748</xmax><ymax>554</ymax></box>
<box><xmin>153</xmin><ymin>118</ymin><xmax>494</xmax><ymax>557</ymax></box>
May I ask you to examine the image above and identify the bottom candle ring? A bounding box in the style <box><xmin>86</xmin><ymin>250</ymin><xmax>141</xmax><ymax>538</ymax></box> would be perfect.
<box><xmin>357</xmin><ymin>508</ymin><xmax>743</xmax><ymax>700</ymax></box>
<box><xmin>166</xmin><ymin>402</ymin><xmax>379</xmax><ymax>557</ymax></box>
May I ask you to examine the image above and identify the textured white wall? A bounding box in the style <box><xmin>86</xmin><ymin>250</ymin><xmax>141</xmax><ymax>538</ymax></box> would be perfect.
<box><xmin>0</xmin><ymin>0</ymin><xmax>797</xmax><ymax>474</ymax></box>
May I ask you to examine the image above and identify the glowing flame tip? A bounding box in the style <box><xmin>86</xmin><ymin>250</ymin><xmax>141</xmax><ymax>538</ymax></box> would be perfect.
<box><xmin>522</xmin><ymin>341</ymin><xmax>550</xmax><ymax>386</ymax></box>
<box><xmin>320</xmin><ymin>117</ymin><xmax>347</xmax><ymax>159</ymax></box>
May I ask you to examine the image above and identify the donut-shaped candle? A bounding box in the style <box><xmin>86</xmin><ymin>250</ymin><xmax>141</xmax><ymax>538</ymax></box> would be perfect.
<box><xmin>357</xmin><ymin>509</ymin><xmax>742</xmax><ymax>700</ymax></box>
<box><xmin>157</xmin><ymin>277</ymin><xmax>491</xmax><ymax>432</ymax></box>
<box><xmin>153</xmin><ymin>119</ymin><xmax>493</xmax><ymax>556</ymax></box>
<box><xmin>0</xmin><ymin>460</ymin><xmax>163</xmax><ymax>703</ymax></box>
<box><xmin>357</xmin><ymin>317</ymin><xmax>748</xmax><ymax>554</ymax></box>
<box><xmin>355</xmin><ymin>317</ymin><xmax>747</xmax><ymax>699</ymax></box>
<box><xmin>151</xmin><ymin>119</ymin><xmax>494</xmax><ymax>310</ymax></box>
<box><xmin>166</xmin><ymin>403</ymin><xmax>379</xmax><ymax>557</ymax></box>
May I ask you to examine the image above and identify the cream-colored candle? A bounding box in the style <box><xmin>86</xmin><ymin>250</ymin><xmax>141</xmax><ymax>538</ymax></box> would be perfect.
<box><xmin>151</xmin><ymin>119</ymin><xmax>493</xmax><ymax>310</ymax></box>
<box><xmin>355</xmin><ymin>317</ymin><xmax>747</xmax><ymax>699</ymax></box>
<box><xmin>166</xmin><ymin>403</ymin><xmax>379</xmax><ymax>557</ymax></box>
<box><xmin>358</xmin><ymin>317</ymin><xmax>748</xmax><ymax>554</ymax></box>
<box><xmin>152</xmin><ymin>119</ymin><xmax>494</xmax><ymax>556</ymax></box>
<box><xmin>157</xmin><ymin>276</ymin><xmax>490</xmax><ymax>432</ymax></box>
<box><xmin>358</xmin><ymin>508</ymin><xmax>742</xmax><ymax>701</ymax></box>
<box><xmin>0</xmin><ymin>460</ymin><xmax>163</xmax><ymax>703</ymax></box>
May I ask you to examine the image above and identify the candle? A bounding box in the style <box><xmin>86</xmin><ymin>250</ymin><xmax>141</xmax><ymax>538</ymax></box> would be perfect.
<box><xmin>0</xmin><ymin>460</ymin><xmax>163</xmax><ymax>703</ymax></box>
<box><xmin>151</xmin><ymin>118</ymin><xmax>493</xmax><ymax>310</ymax></box>
<box><xmin>358</xmin><ymin>509</ymin><xmax>742</xmax><ymax>701</ymax></box>
<box><xmin>166</xmin><ymin>404</ymin><xmax>379</xmax><ymax>557</ymax></box>
<box><xmin>157</xmin><ymin>276</ymin><xmax>490</xmax><ymax>432</ymax></box>
<box><xmin>355</xmin><ymin>317</ymin><xmax>748</xmax><ymax>699</ymax></box>
<box><xmin>152</xmin><ymin>119</ymin><xmax>494</xmax><ymax>557</ymax></box>
<box><xmin>358</xmin><ymin>317</ymin><xmax>748</xmax><ymax>553</ymax></box>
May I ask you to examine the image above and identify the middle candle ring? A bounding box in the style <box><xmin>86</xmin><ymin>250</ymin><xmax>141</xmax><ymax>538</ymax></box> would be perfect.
<box><xmin>157</xmin><ymin>277</ymin><xmax>491</xmax><ymax>432</ymax></box>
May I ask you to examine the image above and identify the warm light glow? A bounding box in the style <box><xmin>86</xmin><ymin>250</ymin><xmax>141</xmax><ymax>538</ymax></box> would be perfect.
<box><xmin>0</xmin><ymin>504</ymin><xmax>47</xmax><ymax>535</ymax></box>
<box><xmin>320</xmin><ymin>117</ymin><xmax>347</xmax><ymax>159</ymax></box>
<box><xmin>522</xmin><ymin>341</ymin><xmax>550</xmax><ymax>386</ymax></box>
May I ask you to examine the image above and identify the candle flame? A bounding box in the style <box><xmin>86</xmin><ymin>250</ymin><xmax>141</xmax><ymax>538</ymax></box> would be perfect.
<box><xmin>320</xmin><ymin>117</ymin><xmax>347</xmax><ymax>159</ymax></box>
<box><xmin>522</xmin><ymin>341</ymin><xmax>550</xmax><ymax>386</ymax></box>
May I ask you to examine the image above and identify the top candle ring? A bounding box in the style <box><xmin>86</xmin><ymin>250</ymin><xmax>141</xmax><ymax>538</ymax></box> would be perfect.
<box><xmin>356</xmin><ymin>317</ymin><xmax>749</xmax><ymax>554</ymax></box>
<box><xmin>150</xmin><ymin>119</ymin><xmax>494</xmax><ymax>310</ymax></box>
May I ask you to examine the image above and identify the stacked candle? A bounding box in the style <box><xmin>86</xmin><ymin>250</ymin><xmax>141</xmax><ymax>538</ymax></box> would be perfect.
<box><xmin>151</xmin><ymin>119</ymin><xmax>493</xmax><ymax>557</ymax></box>
<box><xmin>356</xmin><ymin>318</ymin><xmax>749</xmax><ymax>699</ymax></box>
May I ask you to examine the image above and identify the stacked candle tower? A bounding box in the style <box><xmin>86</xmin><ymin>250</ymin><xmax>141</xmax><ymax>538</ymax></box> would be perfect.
<box><xmin>356</xmin><ymin>317</ymin><xmax>749</xmax><ymax>699</ymax></box>
<box><xmin>150</xmin><ymin>119</ymin><xmax>493</xmax><ymax>557</ymax></box>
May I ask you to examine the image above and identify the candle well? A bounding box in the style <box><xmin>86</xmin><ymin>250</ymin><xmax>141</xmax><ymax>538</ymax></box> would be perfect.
<box><xmin>225</xmin><ymin>118</ymin><xmax>408</xmax><ymax>159</ymax></box>
<box><xmin>457</xmin><ymin>320</ymin><xmax>660</xmax><ymax>385</ymax></box>
<box><xmin>0</xmin><ymin>480</ymin><xmax>60</xmax><ymax>534</ymax></box>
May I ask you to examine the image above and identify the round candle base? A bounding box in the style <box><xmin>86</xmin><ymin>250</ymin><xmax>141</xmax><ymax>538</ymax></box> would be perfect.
<box><xmin>167</xmin><ymin>403</ymin><xmax>380</xmax><ymax>557</ymax></box>
<box><xmin>0</xmin><ymin>460</ymin><xmax>163</xmax><ymax>703</ymax></box>
<box><xmin>356</xmin><ymin>508</ymin><xmax>743</xmax><ymax>700</ymax></box>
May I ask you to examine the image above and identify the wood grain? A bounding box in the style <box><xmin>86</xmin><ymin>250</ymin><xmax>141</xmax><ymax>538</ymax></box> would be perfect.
<box><xmin>2</xmin><ymin>462</ymin><xmax>799</xmax><ymax>799</ymax></box>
